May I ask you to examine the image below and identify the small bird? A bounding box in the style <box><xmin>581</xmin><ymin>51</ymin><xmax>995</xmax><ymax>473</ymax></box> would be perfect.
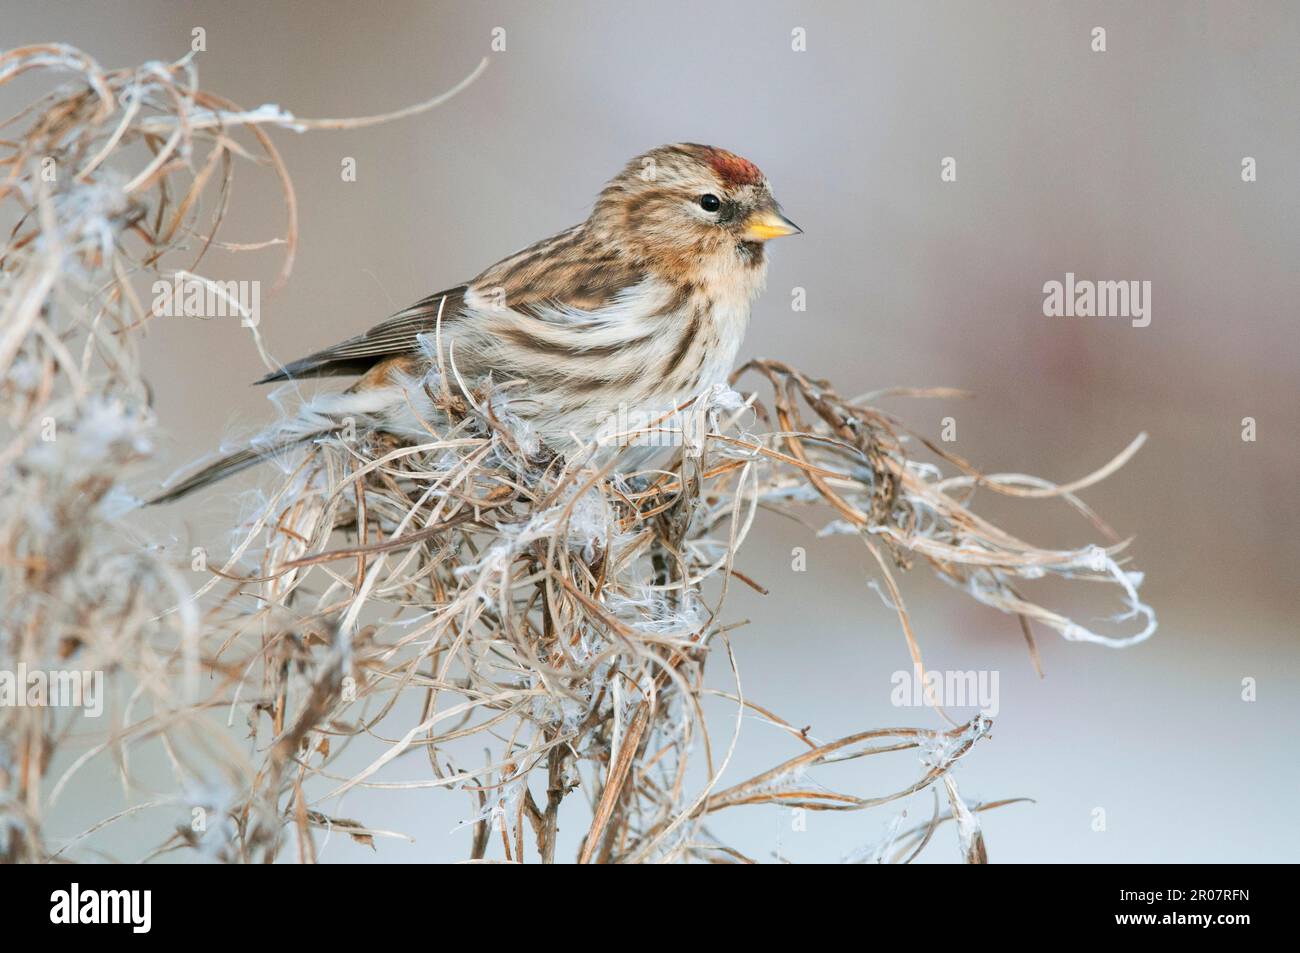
<box><xmin>151</xmin><ymin>143</ymin><xmax>800</xmax><ymax>503</ymax></box>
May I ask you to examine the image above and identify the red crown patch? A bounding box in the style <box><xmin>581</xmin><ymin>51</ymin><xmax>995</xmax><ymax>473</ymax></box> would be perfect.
<box><xmin>705</xmin><ymin>149</ymin><xmax>764</xmax><ymax>187</ymax></box>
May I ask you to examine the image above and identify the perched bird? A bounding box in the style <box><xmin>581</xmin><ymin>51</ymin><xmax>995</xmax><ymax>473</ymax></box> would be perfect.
<box><xmin>151</xmin><ymin>143</ymin><xmax>800</xmax><ymax>503</ymax></box>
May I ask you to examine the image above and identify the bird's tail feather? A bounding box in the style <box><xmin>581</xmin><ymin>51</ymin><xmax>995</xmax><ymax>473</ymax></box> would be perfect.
<box><xmin>148</xmin><ymin>429</ymin><xmax>332</xmax><ymax>505</ymax></box>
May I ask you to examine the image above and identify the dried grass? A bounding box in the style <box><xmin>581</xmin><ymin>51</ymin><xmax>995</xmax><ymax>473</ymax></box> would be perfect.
<box><xmin>0</xmin><ymin>45</ymin><xmax>1153</xmax><ymax>864</ymax></box>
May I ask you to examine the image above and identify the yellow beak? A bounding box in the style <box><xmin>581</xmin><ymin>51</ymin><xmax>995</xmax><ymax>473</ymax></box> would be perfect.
<box><xmin>741</xmin><ymin>206</ymin><xmax>802</xmax><ymax>242</ymax></box>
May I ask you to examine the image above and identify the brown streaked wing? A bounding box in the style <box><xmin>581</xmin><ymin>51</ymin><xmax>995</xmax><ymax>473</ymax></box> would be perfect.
<box><xmin>473</xmin><ymin>224</ymin><xmax>645</xmax><ymax>316</ymax></box>
<box><xmin>255</xmin><ymin>220</ymin><xmax>649</xmax><ymax>385</ymax></box>
<box><xmin>254</xmin><ymin>287</ymin><xmax>467</xmax><ymax>384</ymax></box>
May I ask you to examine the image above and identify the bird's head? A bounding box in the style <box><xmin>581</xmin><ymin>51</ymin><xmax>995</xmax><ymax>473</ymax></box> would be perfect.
<box><xmin>590</xmin><ymin>143</ymin><xmax>800</xmax><ymax>266</ymax></box>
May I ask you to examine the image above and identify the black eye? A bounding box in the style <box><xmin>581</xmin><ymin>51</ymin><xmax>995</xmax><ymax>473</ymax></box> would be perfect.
<box><xmin>699</xmin><ymin>193</ymin><xmax>721</xmax><ymax>212</ymax></box>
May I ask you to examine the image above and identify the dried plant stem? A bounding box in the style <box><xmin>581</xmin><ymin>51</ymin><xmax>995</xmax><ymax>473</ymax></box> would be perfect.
<box><xmin>0</xmin><ymin>44</ymin><xmax>1153</xmax><ymax>864</ymax></box>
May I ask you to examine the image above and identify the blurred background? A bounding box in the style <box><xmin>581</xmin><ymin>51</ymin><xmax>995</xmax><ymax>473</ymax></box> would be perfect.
<box><xmin>4</xmin><ymin>0</ymin><xmax>1297</xmax><ymax>862</ymax></box>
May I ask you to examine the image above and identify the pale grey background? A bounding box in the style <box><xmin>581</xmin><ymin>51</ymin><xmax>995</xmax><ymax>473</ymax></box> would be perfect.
<box><xmin>5</xmin><ymin>0</ymin><xmax>1297</xmax><ymax>862</ymax></box>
